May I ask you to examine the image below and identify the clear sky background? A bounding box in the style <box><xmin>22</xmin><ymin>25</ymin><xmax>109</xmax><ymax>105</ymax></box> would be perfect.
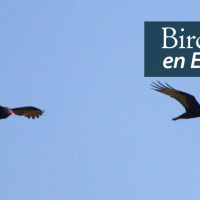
<box><xmin>1</xmin><ymin>1</ymin><xmax>200</xmax><ymax>200</ymax></box>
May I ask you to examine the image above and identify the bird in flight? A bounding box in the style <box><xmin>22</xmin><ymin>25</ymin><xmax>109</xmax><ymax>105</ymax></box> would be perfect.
<box><xmin>151</xmin><ymin>81</ymin><xmax>200</xmax><ymax>120</ymax></box>
<box><xmin>0</xmin><ymin>106</ymin><xmax>44</xmax><ymax>120</ymax></box>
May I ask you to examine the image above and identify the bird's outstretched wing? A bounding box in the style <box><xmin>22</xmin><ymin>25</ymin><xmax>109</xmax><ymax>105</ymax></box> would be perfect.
<box><xmin>11</xmin><ymin>106</ymin><xmax>44</xmax><ymax>119</ymax></box>
<box><xmin>151</xmin><ymin>81</ymin><xmax>200</xmax><ymax>111</ymax></box>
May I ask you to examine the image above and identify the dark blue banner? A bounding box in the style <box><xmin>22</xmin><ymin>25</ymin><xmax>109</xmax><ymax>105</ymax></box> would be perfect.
<box><xmin>145</xmin><ymin>22</ymin><xmax>200</xmax><ymax>77</ymax></box>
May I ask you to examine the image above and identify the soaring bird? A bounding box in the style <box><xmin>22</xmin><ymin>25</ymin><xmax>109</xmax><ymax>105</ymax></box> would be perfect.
<box><xmin>151</xmin><ymin>81</ymin><xmax>200</xmax><ymax>120</ymax></box>
<box><xmin>0</xmin><ymin>106</ymin><xmax>44</xmax><ymax>120</ymax></box>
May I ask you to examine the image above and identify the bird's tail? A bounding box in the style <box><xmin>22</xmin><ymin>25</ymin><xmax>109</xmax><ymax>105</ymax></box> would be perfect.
<box><xmin>172</xmin><ymin>113</ymin><xmax>186</xmax><ymax>121</ymax></box>
<box><xmin>172</xmin><ymin>117</ymin><xmax>180</xmax><ymax>120</ymax></box>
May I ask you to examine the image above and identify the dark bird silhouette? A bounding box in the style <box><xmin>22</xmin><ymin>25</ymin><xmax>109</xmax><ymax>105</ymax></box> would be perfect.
<box><xmin>151</xmin><ymin>81</ymin><xmax>200</xmax><ymax>120</ymax></box>
<box><xmin>0</xmin><ymin>106</ymin><xmax>44</xmax><ymax>120</ymax></box>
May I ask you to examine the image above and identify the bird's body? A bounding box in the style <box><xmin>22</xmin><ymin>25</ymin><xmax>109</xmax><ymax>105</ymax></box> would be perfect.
<box><xmin>151</xmin><ymin>81</ymin><xmax>200</xmax><ymax>120</ymax></box>
<box><xmin>0</xmin><ymin>106</ymin><xmax>11</xmax><ymax>119</ymax></box>
<box><xmin>0</xmin><ymin>106</ymin><xmax>43</xmax><ymax>120</ymax></box>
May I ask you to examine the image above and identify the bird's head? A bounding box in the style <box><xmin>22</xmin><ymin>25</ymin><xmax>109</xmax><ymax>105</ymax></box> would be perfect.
<box><xmin>8</xmin><ymin>110</ymin><xmax>14</xmax><ymax>115</ymax></box>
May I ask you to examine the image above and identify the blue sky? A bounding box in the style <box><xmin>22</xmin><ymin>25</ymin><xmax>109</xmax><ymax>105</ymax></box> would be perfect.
<box><xmin>1</xmin><ymin>1</ymin><xmax>200</xmax><ymax>199</ymax></box>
